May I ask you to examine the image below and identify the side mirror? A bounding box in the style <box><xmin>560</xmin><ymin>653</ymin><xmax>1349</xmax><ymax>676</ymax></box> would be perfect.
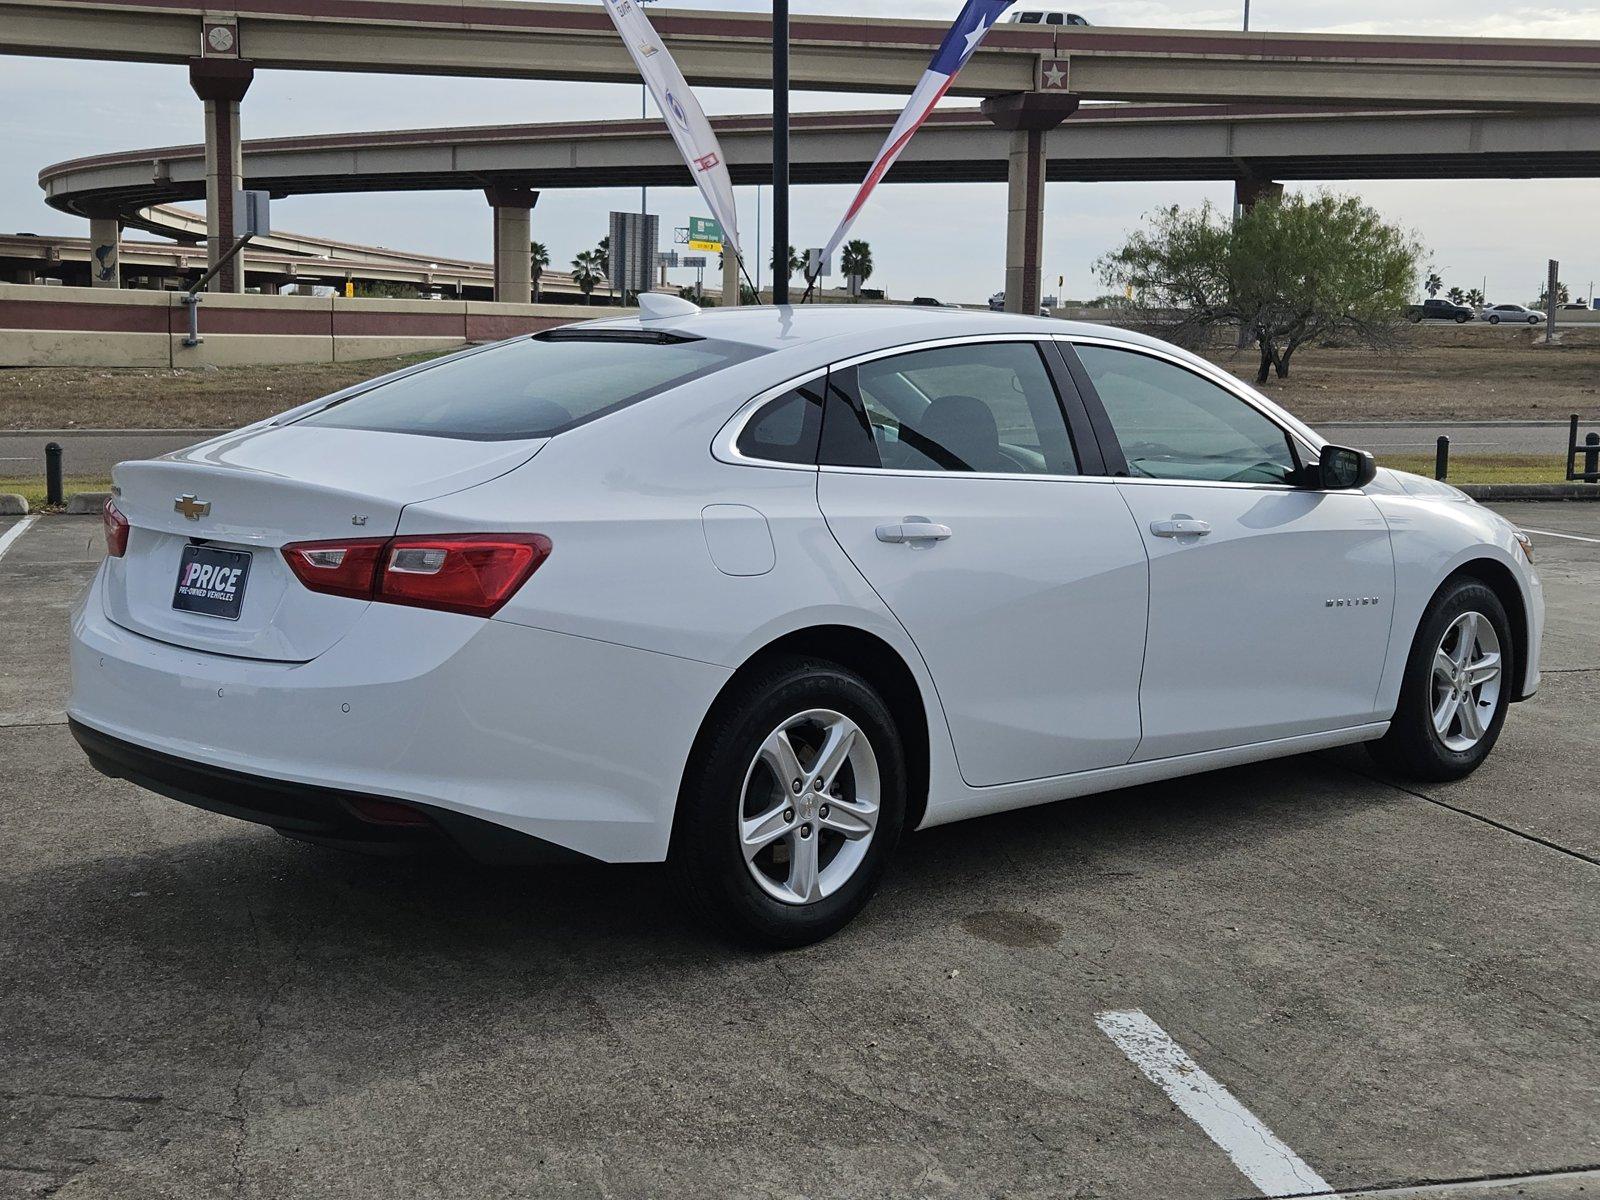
<box><xmin>1317</xmin><ymin>444</ymin><xmax>1378</xmax><ymax>490</ymax></box>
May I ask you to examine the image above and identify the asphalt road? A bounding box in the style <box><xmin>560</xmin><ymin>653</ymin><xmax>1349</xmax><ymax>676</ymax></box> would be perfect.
<box><xmin>0</xmin><ymin>430</ymin><xmax>225</xmax><ymax>480</ymax></box>
<box><xmin>1</xmin><ymin>504</ymin><xmax>1597</xmax><ymax>1198</ymax></box>
<box><xmin>1321</xmin><ymin>421</ymin><xmax>1577</xmax><ymax>457</ymax></box>
<box><xmin>0</xmin><ymin>422</ymin><xmax>1587</xmax><ymax>486</ymax></box>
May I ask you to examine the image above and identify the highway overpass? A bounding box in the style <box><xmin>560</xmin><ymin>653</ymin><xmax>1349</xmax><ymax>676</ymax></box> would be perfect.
<box><xmin>7</xmin><ymin>0</ymin><xmax>1600</xmax><ymax>310</ymax></box>
<box><xmin>34</xmin><ymin>103</ymin><xmax>1600</xmax><ymax>302</ymax></box>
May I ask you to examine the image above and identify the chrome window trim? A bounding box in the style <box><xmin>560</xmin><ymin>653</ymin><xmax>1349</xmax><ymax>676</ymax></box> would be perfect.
<box><xmin>1059</xmin><ymin>334</ymin><xmax>1335</xmax><ymax>492</ymax></box>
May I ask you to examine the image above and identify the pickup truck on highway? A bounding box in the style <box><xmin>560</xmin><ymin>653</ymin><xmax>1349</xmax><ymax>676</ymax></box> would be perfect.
<box><xmin>1406</xmin><ymin>298</ymin><xmax>1475</xmax><ymax>323</ymax></box>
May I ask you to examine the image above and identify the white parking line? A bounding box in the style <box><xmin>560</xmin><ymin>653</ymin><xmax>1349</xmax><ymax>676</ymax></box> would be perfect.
<box><xmin>1096</xmin><ymin>1009</ymin><xmax>1338</xmax><ymax>1198</ymax></box>
<box><xmin>1522</xmin><ymin>527</ymin><xmax>1600</xmax><ymax>545</ymax></box>
<box><xmin>0</xmin><ymin>514</ymin><xmax>40</xmax><ymax>564</ymax></box>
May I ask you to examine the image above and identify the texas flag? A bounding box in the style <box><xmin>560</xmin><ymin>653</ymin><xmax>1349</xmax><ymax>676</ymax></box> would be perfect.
<box><xmin>814</xmin><ymin>0</ymin><xmax>1016</xmax><ymax>276</ymax></box>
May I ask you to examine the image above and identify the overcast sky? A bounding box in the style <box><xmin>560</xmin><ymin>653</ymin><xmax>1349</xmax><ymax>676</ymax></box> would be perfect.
<box><xmin>3</xmin><ymin>0</ymin><xmax>1598</xmax><ymax>305</ymax></box>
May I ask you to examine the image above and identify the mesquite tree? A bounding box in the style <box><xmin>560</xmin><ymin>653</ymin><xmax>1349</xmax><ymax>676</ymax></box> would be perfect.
<box><xmin>1097</xmin><ymin>192</ymin><xmax>1423</xmax><ymax>383</ymax></box>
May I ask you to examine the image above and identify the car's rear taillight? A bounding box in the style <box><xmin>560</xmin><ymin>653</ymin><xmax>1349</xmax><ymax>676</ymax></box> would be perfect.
<box><xmin>280</xmin><ymin>533</ymin><xmax>550</xmax><ymax>618</ymax></box>
<box><xmin>102</xmin><ymin>500</ymin><xmax>129</xmax><ymax>558</ymax></box>
<box><xmin>282</xmin><ymin>537</ymin><xmax>389</xmax><ymax>601</ymax></box>
<box><xmin>377</xmin><ymin>534</ymin><xmax>552</xmax><ymax>617</ymax></box>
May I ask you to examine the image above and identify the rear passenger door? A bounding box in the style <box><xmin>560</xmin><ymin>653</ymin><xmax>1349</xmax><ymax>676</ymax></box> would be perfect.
<box><xmin>814</xmin><ymin>337</ymin><xmax>1150</xmax><ymax>787</ymax></box>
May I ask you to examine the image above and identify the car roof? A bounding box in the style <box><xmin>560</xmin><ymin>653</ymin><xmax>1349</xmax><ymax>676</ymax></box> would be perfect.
<box><xmin>576</xmin><ymin>303</ymin><xmax>1125</xmax><ymax>351</ymax></box>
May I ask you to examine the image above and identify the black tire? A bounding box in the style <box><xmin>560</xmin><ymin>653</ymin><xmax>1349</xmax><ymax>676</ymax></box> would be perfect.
<box><xmin>1455</xmin><ymin>314</ymin><xmax>1468</xmax><ymax>324</ymax></box>
<box><xmin>1367</xmin><ymin>578</ymin><xmax>1514</xmax><ymax>782</ymax></box>
<box><xmin>1529</xmin><ymin>315</ymin><xmax>1541</xmax><ymax>325</ymax></box>
<box><xmin>670</xmin><ymin>655</ymin><xmax>906</xmax><ymax>948</ymax></box>
<box><xmin>1488</xmin><ymin>314</ymin><xmax>1500</xmax><ymax>324</ymax></box>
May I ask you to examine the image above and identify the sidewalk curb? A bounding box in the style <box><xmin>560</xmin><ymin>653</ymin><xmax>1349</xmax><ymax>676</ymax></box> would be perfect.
<box><xmin>64</xmin><ymin>491</ymin><xmax>112</xmax><ymax>515</ymax></box>
<box><xmin>1460</xmin><ymin>483</ymin><xmax>1600</xmax><ymax>501</ymax></box>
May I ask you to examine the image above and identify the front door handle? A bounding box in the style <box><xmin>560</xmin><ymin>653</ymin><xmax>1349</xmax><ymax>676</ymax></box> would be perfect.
<box><xmin>876</xmin><ymin>519</ymin><xmax>953</xmax><ymax>544</ymax></box>
<box><xmin>1150</xmin><ymin>518</ymin><xmax>1211</xmax><ymax>538</ymax></box>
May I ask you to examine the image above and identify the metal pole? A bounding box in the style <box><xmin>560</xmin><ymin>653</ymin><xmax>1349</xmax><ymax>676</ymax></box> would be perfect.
<box><xmin>1569</xmin><ymin>414</ymin><xmax>1581</xmax><ymax>482</ymax></box>
<box><xmin>1587</xmin><ymin>433</ymin><xmax>1599</xmax><ymax>483</ymax></box>
<box><xmin>1546</xmin><ymin>258</ymin><xmax>1559</xmax><ymax>344</ymax></box>
<box><xmin>1242</xmin><ymin>0</ymin><xmax>1250</xmax><ymax>30</ymax></box>
<box><xmin>772</xmin><ymin>0</ymin><xmax>790</xmax><ymax>305</ymax></box>
<box><xmin>1434</xmin><ymin>435</ymin><xmax>1449</xmax><ymax>482</ymax></box>
<box><xmin>44</xmin><ymin>441</ymin><xmax>63</xmax><ymax>507</ymax></box>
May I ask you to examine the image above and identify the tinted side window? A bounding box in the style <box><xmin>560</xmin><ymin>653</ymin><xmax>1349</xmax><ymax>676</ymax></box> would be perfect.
<box><xmin>735</xmin><ymin>381</ymin><xmax>824</xmax><ymax>464</ymax></box>
<box><xmin>1075</xmin><ymin>345</ymin><xmax>1298</xmax><ymax>485</ymax></box>
<box><xmin>825</xmin><ymin>342</ymin><xmax>1076</xmax><ymax>475</ymax></box>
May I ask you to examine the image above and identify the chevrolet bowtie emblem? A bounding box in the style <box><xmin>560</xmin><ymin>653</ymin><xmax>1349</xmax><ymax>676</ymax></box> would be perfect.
<box><xmin>174</xmin><ymin>494</ymin><xmax>211</xmax><ymax>521</ymax></box>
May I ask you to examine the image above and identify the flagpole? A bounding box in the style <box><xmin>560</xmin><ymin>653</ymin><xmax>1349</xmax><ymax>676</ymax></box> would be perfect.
<box><xmin>772</xmin><ymin>0</ymin><xmax>790</xmax><ymax>305</ymax></box>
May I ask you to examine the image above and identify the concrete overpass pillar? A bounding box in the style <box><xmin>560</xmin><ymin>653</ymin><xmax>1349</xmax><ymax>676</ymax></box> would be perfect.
<box><xmin>722</xmin><ymin>249</ymin><xmax>741</xmax><ymax>308</ymax></box>
<box><xmin>981</xmin><ymin>92</ymin><xmax>1079</xmax><ymax>315</ymax></box>
<box><xmin>189</xmin><ymin>58</ymin><xmax>255</xmax><ymax>294</ymax></box>
<box><xmin>1235</xmin><ymin>177</ymin><xmax>1284</xmax><ymax>213</ymax></box>
<box><xmin>485</xmin><ymin>187</ymin><xmax>538</xmax><ymax>304</ymax></box>
<box><xmin>86</xmin><ymin>211</ymin><xmax>121</xmax><ymax>288</ymax></box>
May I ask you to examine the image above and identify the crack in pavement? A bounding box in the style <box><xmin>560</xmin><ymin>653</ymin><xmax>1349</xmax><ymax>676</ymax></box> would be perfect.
<box><xmin>1337</xmin><ymin>762</ymin><xmax>1600</xmax><ymax>870</ymax></box>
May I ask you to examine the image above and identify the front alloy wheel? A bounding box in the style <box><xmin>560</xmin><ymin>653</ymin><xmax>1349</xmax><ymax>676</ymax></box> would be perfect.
<box><xmin>1429</xmin><ymin>611</ymin><xmax>1502</xmax><ymax>752</ymax></box>
<box><xmin>1369</xmin><ymin>578</ymin><xmax>1514</xmax><ymax>781</ymax></box>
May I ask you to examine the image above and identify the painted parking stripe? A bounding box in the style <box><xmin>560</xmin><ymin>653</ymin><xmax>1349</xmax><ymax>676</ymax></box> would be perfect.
<box><xmin>1096</xmin><ymin>1009</ymin><xmax>1338</xmax><ymax>1198</ymax></box>
<box><xmin>1522</xmin><ymin>527</ymin><xmax>1600</xmax><ymax>545</ymax></box>
<box><xmin>0</xmin><ymin>514</ymin><xmax>39</xmax><ymax>564</ymax></box>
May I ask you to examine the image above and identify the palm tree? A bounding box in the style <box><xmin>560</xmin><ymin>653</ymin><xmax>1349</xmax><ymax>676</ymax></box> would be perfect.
<box><xmin>595</xmin><ymin>236</ymin><xmax>610</xmax><ymax>276</ymax></box>
<box><xmin>1465</xmin><ymin>287</ymin><xmax>1484</xmax><ymax>307</ymax></box>
<box><xmin>1424</xmin><ymin>270</ymin><xmax>1443</xmax><ymax>298</ymax></box>
<box><xmin>841</xmin><ymin>239</ymin><xmax>873</xmax><ymax>298</ymax></box>
<box><xmin>530</xmin><ymin>241</ymin><xmax>550</xmax><ymax>302</ymax></box>
<box><xmin>1445</xmin><ymin>285</ymin><xmax>1464</xmax><ymax>305</ymax></box>
<box><xmin>571</xmin><ymin>250</ymin><xmax>605</xmax><ymax>304</ymax></box>
<box><xmin>772</xmin><ymin>244</ymin><xmax>803</xmax><ymax>284</ymax></box>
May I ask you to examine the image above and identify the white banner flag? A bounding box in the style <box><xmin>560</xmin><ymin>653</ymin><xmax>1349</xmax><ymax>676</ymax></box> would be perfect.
<box><xmin>602</xmin><ymin>0</ymin><xmax>742</xmax><ymax>263</ymax></box>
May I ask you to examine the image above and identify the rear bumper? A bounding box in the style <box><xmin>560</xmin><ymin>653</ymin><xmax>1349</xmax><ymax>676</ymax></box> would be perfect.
<box><xmin>70</xmin><ymin>717</ymin><xmax>587</xmax><ymax>863</ymax></box>
<box><xmin>69</xmin><ymin>564</ymin><xmax>732</xmax><ymax>862</ymax></box>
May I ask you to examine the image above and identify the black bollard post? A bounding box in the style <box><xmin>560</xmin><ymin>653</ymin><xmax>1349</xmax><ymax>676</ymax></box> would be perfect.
<box><xmin>44</xmin><ymin>441</ymin><xmax>63</xmax><ymax>506</ymax></box>
<box><xmin>1434</xmin><ymin>435</ymin><xmax>1449</xmax><ymax>482</ymax></box>
<box><xmin>1586</xmin><ymin>432</ymin><xmax>1599</xmax><ymax>483</ymax></box>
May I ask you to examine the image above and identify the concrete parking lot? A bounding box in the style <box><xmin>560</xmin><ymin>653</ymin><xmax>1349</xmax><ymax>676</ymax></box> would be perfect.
<box><xmin>1</xmin><ymin>505</ymin><xmax>1596</xmax><ymax>1200</ymax></box>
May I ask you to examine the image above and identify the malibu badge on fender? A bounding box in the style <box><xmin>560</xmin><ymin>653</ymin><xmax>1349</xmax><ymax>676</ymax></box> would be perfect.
<box><xmin>172</xmin><ymin>544</ymin><xmax>252</xmax><ymax>620</ymax></box>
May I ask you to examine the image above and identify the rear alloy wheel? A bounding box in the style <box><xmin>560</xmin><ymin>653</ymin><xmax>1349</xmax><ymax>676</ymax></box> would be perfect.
<box><xmin>1368</xmin><ymin>579</ymin><xmax>1513</xmax><ymax>781</ymax></box>
<box><xmin>1488</xmin><ymin>315</ymin><xmax>1501</xmax><ymax>324</ymax></box>
<box><xmin>672</xmin><ymin>656</ymin><xmax>905</xmax><ymax>948</ymax></box>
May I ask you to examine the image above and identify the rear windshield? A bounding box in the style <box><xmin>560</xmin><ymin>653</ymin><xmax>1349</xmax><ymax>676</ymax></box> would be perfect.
<box><xmin>295</xmin><ymin>331</ymin><xmax>768</xmax><ymax>441</ymax></box>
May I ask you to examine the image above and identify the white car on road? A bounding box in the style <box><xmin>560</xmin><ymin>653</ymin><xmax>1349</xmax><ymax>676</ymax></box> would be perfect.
<box><xmin>1481</xmin><ymin>303</ymin><xmax>1546</xmax><ymax>325</ymax></box>
<box><xmin>70</xmin><ymin>300</ymin><xmax>1543</xmax><ymax>945</ymax></box>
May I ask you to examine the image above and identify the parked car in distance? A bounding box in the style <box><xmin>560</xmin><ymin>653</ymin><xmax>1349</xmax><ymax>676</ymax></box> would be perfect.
<box><xmin>1481</xmin><ymin>303</ymin><xmax>1545</xmax><ymax>325</ymax></box>
<box><xmin>1560</xmin><ymin>302</ymin><xmax>1589</xmax><ymax>311</ymax></box>
<box><xmin>1009</xmin><ymin>9</ymin><xmax>1091</xmax><ymax>23</ymax></box>
<box><xmin>71</xmin><ymin>298</ymin><xmax>1544</xmax><ymax>947</ymax></box>
<box><xmin>1406</xmin><ymin>298</ymin><xmax>1474</xmax><ymax>323</ymax></box>
<box><xmin>988</xmin><ymin>292</ymin><xmax>1005</xmax><ymax>312</ymax></box>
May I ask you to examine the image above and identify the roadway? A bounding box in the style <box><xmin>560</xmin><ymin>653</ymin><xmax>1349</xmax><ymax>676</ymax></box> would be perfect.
<box><xmin>1</xmin><ymin>422</ymin><xmax>1580</xmax><ymax>483</ymax></box>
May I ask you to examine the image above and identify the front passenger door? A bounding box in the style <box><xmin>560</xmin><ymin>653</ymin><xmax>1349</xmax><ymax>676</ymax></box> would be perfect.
<box><xmin>1068</xmin><ymin>341</ymin><xmax>1395</xmax><ymax>761</ymax></box>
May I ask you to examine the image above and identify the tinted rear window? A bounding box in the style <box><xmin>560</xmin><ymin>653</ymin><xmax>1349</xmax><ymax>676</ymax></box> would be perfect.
<box><xmin>296</xmin><ymin>332</ymin><xmax>767</xmax><ymax>441</ymax></box>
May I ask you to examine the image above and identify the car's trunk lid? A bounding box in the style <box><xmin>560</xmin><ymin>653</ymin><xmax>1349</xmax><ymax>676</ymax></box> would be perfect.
<box><xmin>104</xmin><ymin>424</ymin><xmax>545</xmax><ymax>661</ymax></box>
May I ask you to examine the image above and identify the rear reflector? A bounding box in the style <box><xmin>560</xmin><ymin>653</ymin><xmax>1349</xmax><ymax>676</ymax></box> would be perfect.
<box><xmin>103</xmin><ymin>500</ymin><xmax>129</xmax><ymax>558</ymax></box>
<box><xmin>346</xmin><ymin>796</ymin><xmax>433</xmax><ymax>827</ymax></box>
<box><xmin>281</xmin><ymin>532</ymin><xmax>551</xmax><ymax>618</ymax></box>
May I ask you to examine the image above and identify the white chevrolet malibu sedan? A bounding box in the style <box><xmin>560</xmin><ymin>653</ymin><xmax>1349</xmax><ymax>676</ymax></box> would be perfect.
<box><xmin>71</xmin><ymin>300</ymin><xmax>1543</xmax><ymax>946</ymax></box>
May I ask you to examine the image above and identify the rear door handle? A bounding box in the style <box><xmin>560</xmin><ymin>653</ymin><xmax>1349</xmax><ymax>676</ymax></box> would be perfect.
<box><xmin>1149</xmin><ymin>518</ymin><xmax>1211</xmax><ymax>538</ymax></box>
<box><xmin>876</xmin><ymin>519</ymin><xmax>953</xmax><ymax>544</ymax></box>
